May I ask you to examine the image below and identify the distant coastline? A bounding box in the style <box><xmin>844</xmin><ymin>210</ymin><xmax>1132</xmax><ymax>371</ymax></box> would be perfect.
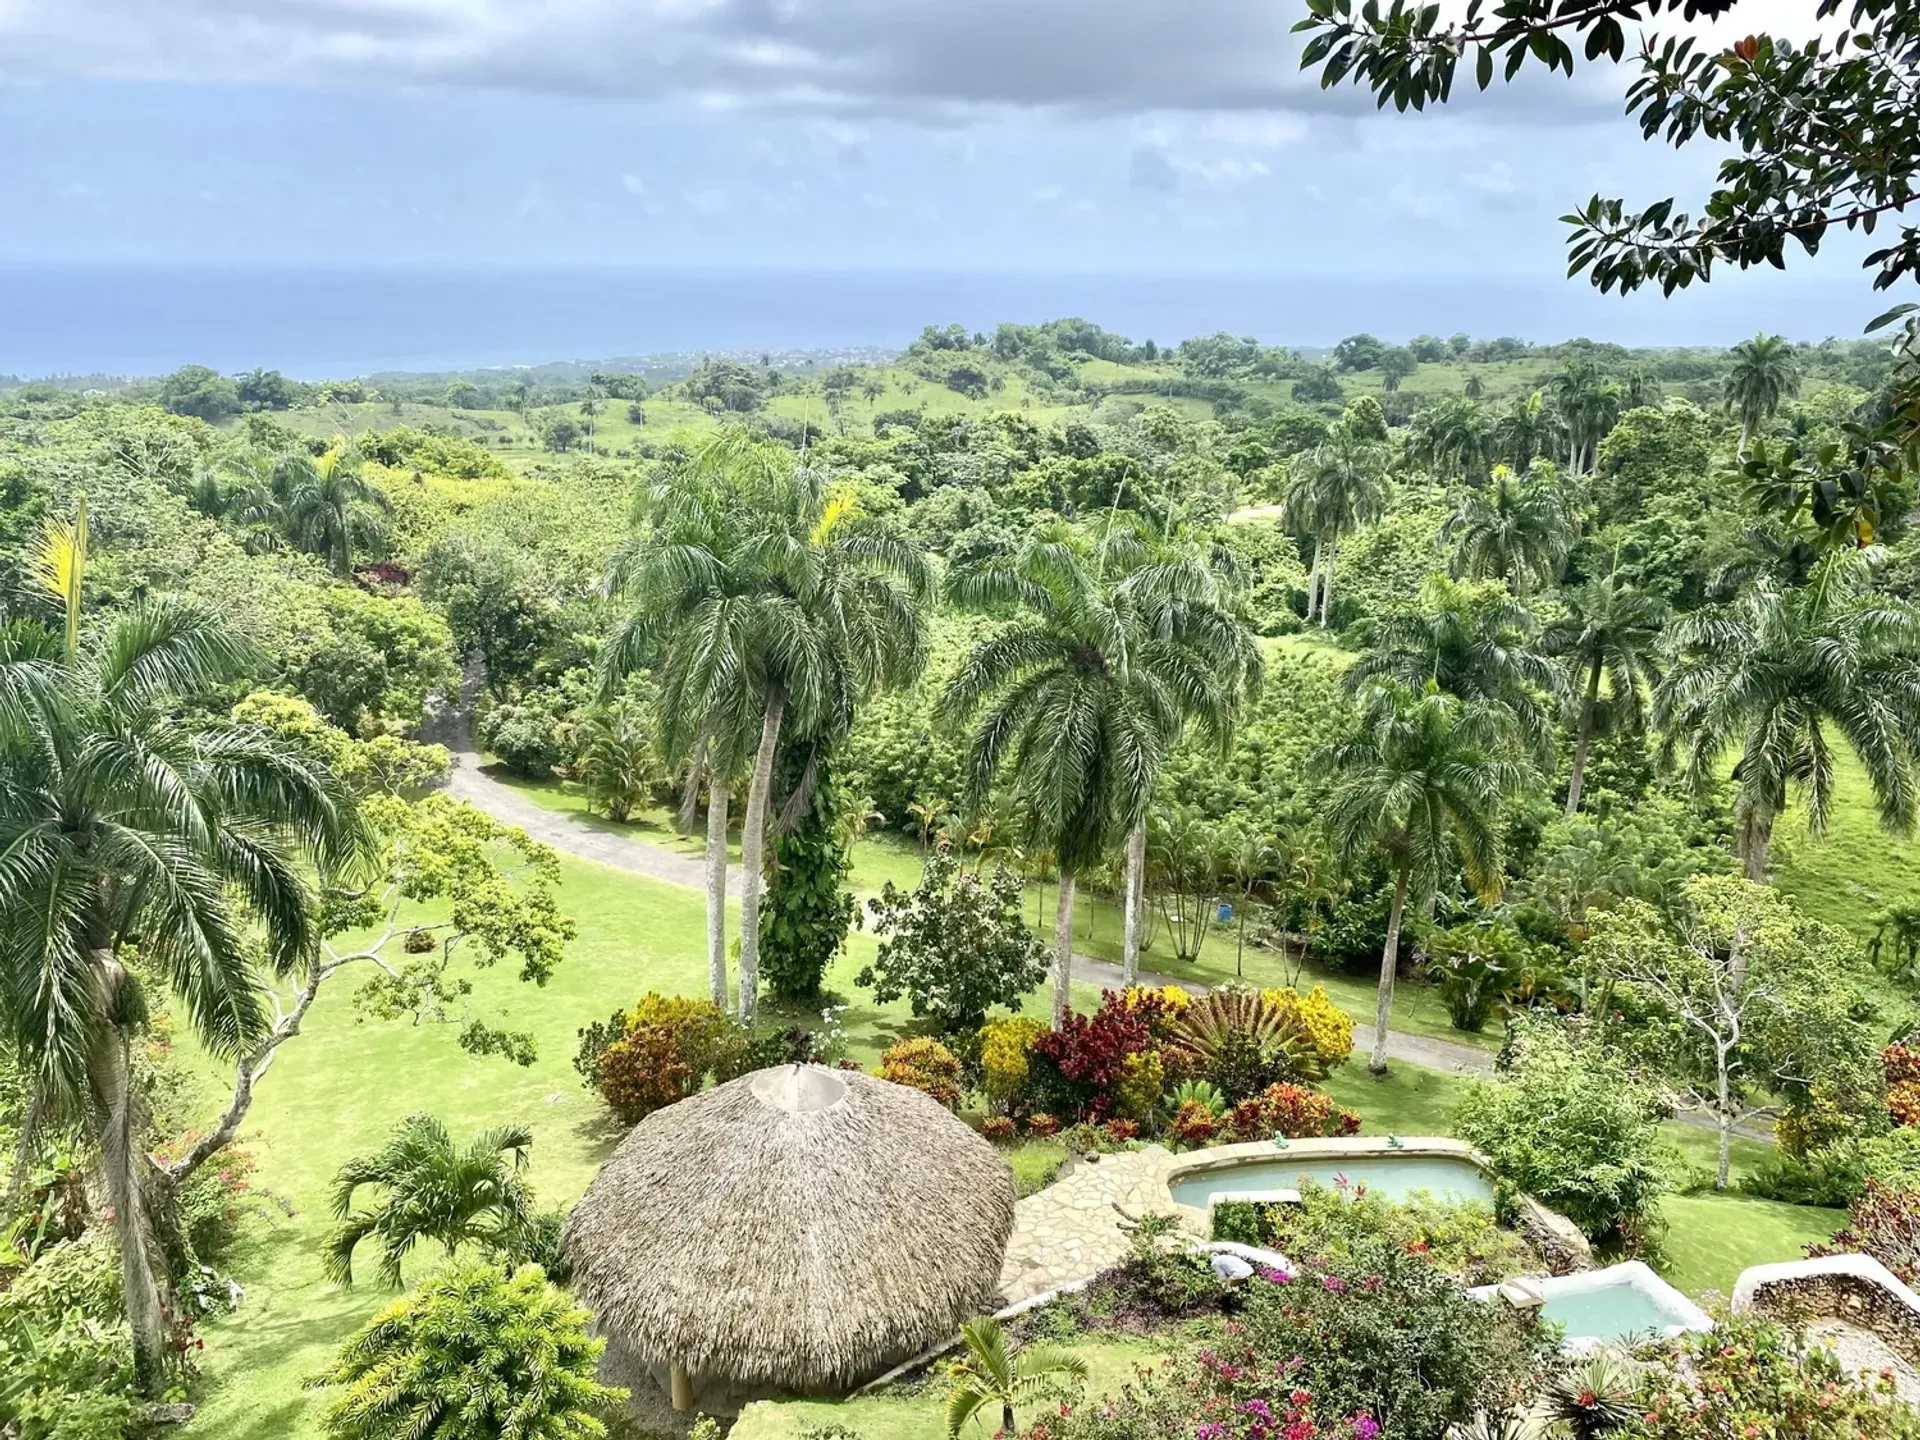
<box><xmin>0</xmin><ymin>262</ymin><xmax>1875</xmax><ymax>380</ymax></box>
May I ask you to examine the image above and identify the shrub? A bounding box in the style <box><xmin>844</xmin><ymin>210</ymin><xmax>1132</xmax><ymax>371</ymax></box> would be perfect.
<box><xmin>1224</xmin><ymin>1181</ymin><xmax>1534</xmax><ymax>1285</ymax></box>
<box><xmin>1104</xmin><ymin>1118</ymin><xmax>1141</xmax><ymax>1143</ymax></box>
<box><xmin>1027</xmin><ymin>1113</ymin><xmax>1061</xmax><ymax>1138</ymax></box>
<box><xmin>1454</xmin><ymin>1026</ymin><xmax>1673</xmax><ymax>1244</ymax></box>
<box><xmin>1030</xmin><ymin>991</ymin><xmax>1163</xmax><ymax>1122</ymax></box>
<box><xmin>981</xmin><ymin>1116</ymin><xmax>1016</xmax><ymax>1144</ymax></box>
<box><xmin>1263</xmin><ymin>1083</ymin><xmax>1362</xmax><ymax>1140</ymax></box>
<box><xmin>979</xmin><ymin>1016</ymin><xmax>1047</xmax><ymax>1110</ymax></box>
<box><xmin>306</xmin><ymin>1260</ymin><xmax>626</xmax><ymax>1440</ymax></box>
<box><xmin>1259</xmin><ymin>986</ymin><xmax>1356</xmax><ymax>1071</ymax></box>
<box><xmin>1172</xmin><ymin>989</ymin><xmax>1328</xmax><ymax>1101</ymax></box>
<box><xmin>1166</xmin><ymin>1100</ymin><xmax>1220</xmax><ymax>1148</ymax></box>
<box><xmin>1623</xmin><ymin>1310</ymin><xmax>1919</xmax><ymax>1440</ymax></box>
<box><xmin>1113</xmin><ymin>1050</ymin><xmax>1165</xmax><ymax>1122</ymax></box>
<box><xmin>1888</xmin><ymin>1043</ymin><xmax>1920</xmax><ymax>1128</ymax></box>
<box><xmin>858</xmin><ymin>848</ymin><xmax>1048</xmax><ymax>1033</ymax></box>
<box><xmin>1241</xmin><ymin>1242</ymin><xmax>1558</xmax><ymax>1440</ymax></box>
<box><xmin>0</xmin><ymin>1311</ymin><xmax>140</xmax><ymax>1440</ymax></box>
<box><xmin>587</xmin><ymin>995</ymin><xmax>734</xmax><ymax>1123</ymax></box>
<box><xmin>1808</xmin><ymin>1178</ymin><xmax>1920</xmax><ymax>1284</ymax></box>
<box><xmin>877</xmin><ymin>1037</ymin><xmax>962</xmax><ymax>1109</ymax></box>
<box><xmin>1043</xmin><ymin>1353</ymin><xmax>1380</xmax><ymax>1440</ymax></box>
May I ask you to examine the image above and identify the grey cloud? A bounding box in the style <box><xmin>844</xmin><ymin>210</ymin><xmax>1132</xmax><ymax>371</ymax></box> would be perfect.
<box><xmin>0</xmin><ymin>0</ymin><xmax>1620</xmax><ymax>122</ymax></box>
<box><xmin>1130</xmin><ymin>145</ymin><xmax>1177</xmax><ymax>193</ymax></box>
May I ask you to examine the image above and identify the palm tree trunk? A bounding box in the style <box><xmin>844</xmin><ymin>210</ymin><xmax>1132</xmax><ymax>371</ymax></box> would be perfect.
<box><xmin>736</xmin><ymin>692</ymin><xmax>786</xmax><ymax>1026</ymax></box>
<box><xmin>90</xmin><ymin>956</ymin><xmax>169</xmax><ymax>1394</ymax></box>
<box><xmin>1370</xmin><ymin>866</ymin><xmax>1410</xmax><ymax>1074</ymax></box>
<box><xmin>705</xmin><ymin>769</ymin><xmax>730</xmax><ymax>1011</ymax></box>
<box><xmin>1121</xmin><ymin>821</ymin><xmax>1146</xmax><ymax>986</ymax></box>
<box><xmin>1052</xmin><ymin>870</ymin><xmax>1077</xmax><ymax>1029</ymax></box>
<box><xmin>1307</xmin><ymin>534</ymin><xmax>1325</xmax><ymax>622</ymax></box>
<box><xmin>1319</xmin><ymin>530</ymin><xmax>1338</xmax><ymax>628</ymax></box>
<box><xmin>1565</xmin><ymin>656</ymin><xmax>1603</xmax><ymax>817</ymax></box>
<box><xmin>1739</xmin><ymin>800</ymin><xmax>1776</xmax><ymax>883</ymax></box>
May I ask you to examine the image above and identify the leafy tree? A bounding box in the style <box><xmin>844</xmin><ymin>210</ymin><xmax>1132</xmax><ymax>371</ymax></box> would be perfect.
<box><xmin>285</xmin><ymin>585</ymin><xmax>458</xmax><ymax>736</ymax></box>
<box><xmin>1290</xmin><ymin>365</ymin><xmax>1344</xmax><ymax>403</ymax></box>
<box><xmin>324</xmin><ymin>1114</ymin><xmax>534</xmax><ymax>1287</ymax></box>
<box><xmin>1444</xmin><ymin>460</ymin><xmax>1576</xmax><ymax>593</ymax></box>
<box><xmin>444</xmin><ymin>380</ymin><xmax>482</xmax><ymax>409</ymax></box>
<box><xmin>1657</xmin><ymin>550</ymin><xmax>1920</xmax><ymax>880</ymax></box>
<box><xmin>1541</xmin><ymin>572</ymin><xmax>1667</xmax><ymax>814</ymax></box>
<box><xmin>1283</xmin><ymin>410</ymin><xmax>1391</xmax><ymax>625</ymax></box>
<box><xmin>0</xmin><ymin>513</ymin><xmax>359</xmax><ymax>1389</ymax></box>
<box><xmin>858</xmin><ymin>847</ymin><xmax>1048</xmax><ymax>1034</ymax></box>
<box><xmin>1324</xmin><ymin>683</ymin><xmax>1522</xmax><ymax>1072</ymax></box>
<box><xmin>1332</xmin><ymin>333</ymin><xmax>1387</xmax><ymax>372</ymax></box>
<box><xmin>306</xmin><ymin>1260</ymin><xmax>625</xmax><ymax>1440</ymax></box>
<box><xmin>944</xmin><ymin>1316</ymin><xmax>1088</xmax><ymax>1440</ymax></box>
<box><xmin>540</xmin><ymin>415</ymin><xmax>583</xmax><ymax>453</ymax></box>
<box><xmin>416</xmin><ymin>532</ymin><xmax>560</xmax><ymax>694</ymax></box>
<box><xmin>156</xmin><ymin>364</ymin><xmax>240</xmax><ymax>421</ymax></box>
<box><xmin>1585</xmin><ymin>876</ymin><xmax>1879</xmax><ymax>1190</ymax></box>
<box><xmin>1725</xmin><ymin>334</ymin><xmax>1802</xmax><ymax>457</ymax></box>
<box><xmin>236</xmin><ymin>367</ymin><xmax>300</xmax><ymax>411</ymax></box>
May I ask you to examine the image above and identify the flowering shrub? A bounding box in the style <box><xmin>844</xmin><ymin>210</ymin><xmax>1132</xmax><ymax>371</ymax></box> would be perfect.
<box><xmin>579</xmin><ymin>994</ymin><xmax>735</xmax><ymax>1123</ymax></box>
<box><xmin>1114</xmin><ymin>1051</ymin><xmax>1166</xmax><ymax>1122</ymax></box>
<box><xmin>1121</xmin><ymin>984</ymin><xmax>1191</xmax><ymax>1030</ymax></box>
<box><xmin>1217</xmin><ymin>1182</ymin><xmax>1533</xmax><ymax>1285</ymax></box>
<box><xmin>981</xmin><ymin>1116</ymin><xmax>1016</xmax><ymax>1144</ymax></box>
<box><xmin>1040</xmin><ymin>1354</ymin><xmax>1382</xmax><ymax>1440</ymax></box>
<box><xmin>1031</xmin><ymin>991</ymin><xmax>1162</xmax><ymax>1121</ymax></box>
<box><xmin>1027</xmin><ymin>1113</ymin><xmax>1061</xmax><ymax>1138</ymax></box>
<box><xmin>1259</xmin><ymin>987</ymin><xmax>1356</xmax><ymax>1072</ymax></box>
<box><xmin>1622</xmin><ymin>1310</ymin><xmax>1919</xmax><ymax>1439</ymax></box>
<box><xmin>1887</xmin><ymin>1044</ymin><xmax>1920</xmax><ymax>1128</ymax></box>
<box><xmin>1808</xmin><ymin>1178</ymin><xmax>1920</xmax><ymax>1284</ymax></box>
<box><xmin>1104</xmin><ymin>1119</ymin><xmax>1141</xmax><ymax>1143</ymax></box>
<box><xmin>979</xmin><ymin>1016</ymin><xmax>1047</xmax><ymax>1109</ymax></box>
<box><xmin>1167</xmin><ymin>1100</ymin><xmax>1220</xmax><ymax>1148</ymax></box>
<box><xmin>878</xmin><ymin>1036</ymin><xmax>963</xmax><ymax>1109</ymax></box>
<box><xmin>1218</xmin><ymin>1085</ymin><xmax>1360</xmax><ymax>1143</ymax></box>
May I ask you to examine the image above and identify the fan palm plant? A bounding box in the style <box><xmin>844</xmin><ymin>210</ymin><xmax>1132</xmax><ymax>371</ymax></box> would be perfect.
<box><xmin>1724</xmin><ymin>333</ymin><xmax>1800</xmax><ymax>458</ymax></box>
<box><xmin>1657</xmin><ymin>550</ymin><xmax>1920</xmax><ymax>880</ymax></box>
<box><xmin>1542</xmin><ymin>573</ymin><xmax>1667</xmax><ymax>815</ymax></box>
<box><xmin>944</xmin><ymin>1316</ymin><xmax>1088</xmax><ymax>1438</ymax></box>
<box><xmin>0</xmin><ymin>506</ymin><xmax>360</xmax><ymax>1389</ymax></box>
<box><xmin>324</xmin><ymin>1113</ymin><xmax>535</xmax><ymax>1287</ymax></box>
<box><xmin>1324</xmin><ymin>683</ymin><xmax>1524</xmax><ymax>1072</ymax></box>
<box><xmin>943</xmin><ymin>520</ymin><xmax>1256</xmax><ymax>1021</ymax></box>
<box><xmin>1443</xmin><ymin>462</ymin><xmax>1575</xmax><ymax>594</ymax></box>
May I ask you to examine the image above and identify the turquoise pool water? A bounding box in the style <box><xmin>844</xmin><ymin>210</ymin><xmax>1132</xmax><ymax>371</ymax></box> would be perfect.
<box><xmin>1169</xmin><ymin>1153</ymin><xmax>1496</xmax><ymax>1209</ymax></box>
<box><xmin>1542</xmin><ymin>1282</ymin><xmax>1691</xmax><ymax>1343</ymax></box>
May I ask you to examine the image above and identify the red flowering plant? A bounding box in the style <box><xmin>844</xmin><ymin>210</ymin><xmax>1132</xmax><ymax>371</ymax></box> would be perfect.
<box><xmin>1034</xmin><ymin>1350</ymin><xmax>1383</xmax><ymax>1440</ymax></box>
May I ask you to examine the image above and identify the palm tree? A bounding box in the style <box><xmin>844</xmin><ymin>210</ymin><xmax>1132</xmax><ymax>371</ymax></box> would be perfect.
<box><xmin>576</xmin><ymin>697</ymin><xmax>659</xmax><ymax>823</ymax></box>
<box><xmin>1657</xmin><ymin>551</ymin><xmax>1920</xmax><ymax>880</ymax></box>
<box><xmin>1464</xmin><ymin>374</ymin><xmax>1485</xmax><ymax>399</ymax></box>
<box><xmin>1724</xmin><ymin>334</ymin><xmax>1800</xmax><ymax>458</ymax></box>
<box><xmin>1546</xmin><ymin>361</ymin><xmax>1622</xmax><ymax>474</ymax></box>
<box><xmin>1283</xmin><ymin>417</ymin><xmax>1391</xmax><ymax>626</ymax></box>
<box><xmin>1347</xmin><ymin>576</ymin><xmax>1564</xmax><ymax>767</ymax></box>
<box><xmin>1497</xmin><ymin>390</ymin><xmax>1562</xmax><ymax>472</ymax></box>
<box><xmin>1542</xmin><ymin>573</ymin><xmax>1667</xmax><ymax>815</ymax></box>
<box><xmin>1324</xmin><ymin>684</ymin><xmax>1521</xmax><ymax>1072</ymax></box>
<box><xmin>603</xmin><ymin>432</ymin><xmax>931</xmax><ymax>1023</ymax></box>
<box><xmin>323</xmin><ymin>1113</ymin><xmax>534</xmax><ymax>1287</ymax></box>
<box><xmin>944</xmin><ymin>1316</ymin><xmax>1088</xmax><ymax>1438</ymax></box>
<box><xmin>284</xmin><ymin>445</ymin><xmax>391</xmax><ymax>576</ymax></box>
<box><xmin>0</xmin><ymin>508</ymin><xmax>359</xmax><ymax>1389</ymax></box>
<box><xmin>1443</xmin><ymin>462</ymin><xmax>1575</xmax><ymax>594</ymax></box>
<box><xmin>942</xmin><ymin>520</ymin><xmax>1256</xmax><ymax>1023</ymax></box>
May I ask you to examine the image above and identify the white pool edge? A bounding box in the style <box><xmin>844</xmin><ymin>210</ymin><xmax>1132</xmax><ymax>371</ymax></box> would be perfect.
<box><xmin>1470</xmin><ymin>1260</ymin><xmax>1715</xmax><ymax>1353</ymax></box>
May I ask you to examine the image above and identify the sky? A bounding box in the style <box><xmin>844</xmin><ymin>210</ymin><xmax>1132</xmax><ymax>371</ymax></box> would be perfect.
<box><xmin>0</xmin><ymin>0</ymin><xmax>1886</xmax><ymax>355</ymax></box>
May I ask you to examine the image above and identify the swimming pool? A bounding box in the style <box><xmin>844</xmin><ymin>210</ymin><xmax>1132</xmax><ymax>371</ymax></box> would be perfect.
<box><xmin>1471</xmin><ymin>1262</ymin><xmax>1714</xmax><ymax>1352</ymax></box>
<box><xmin>1165</xmin><ymin>1140</ymin><xmax>1497</xmax><ymax>1211</ymax></box>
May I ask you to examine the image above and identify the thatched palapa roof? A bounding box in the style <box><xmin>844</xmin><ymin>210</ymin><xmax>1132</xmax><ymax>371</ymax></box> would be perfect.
<box><xmin>563</xmin><ymin>1064</ymin><xmax>1016</xmax><ymax>1395</ymax></box>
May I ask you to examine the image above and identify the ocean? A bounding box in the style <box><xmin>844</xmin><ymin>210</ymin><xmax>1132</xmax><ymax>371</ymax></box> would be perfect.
<box><xmin>0</xmin><ymin>263</ymin><xmax>1881</xmax><ymax>380</ymax></box>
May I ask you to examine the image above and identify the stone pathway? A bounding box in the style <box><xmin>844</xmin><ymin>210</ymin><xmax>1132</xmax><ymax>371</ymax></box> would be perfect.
<box><xmin>996</xmin><ymin>1149</ymin><xmax>1184</xmax><ymax>1306</ymax></box>
<box><xmin>1808</xmin><ymin>1320</ymin><xmax>1920</xmax><ymax>1405</ymax></box>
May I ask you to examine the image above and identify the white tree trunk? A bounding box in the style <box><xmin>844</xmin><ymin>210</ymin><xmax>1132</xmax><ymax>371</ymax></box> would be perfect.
<box><xmin>1371</xmin><ymin>868</ymin><xmax>1409</xmax><ymax>1074</ymax></box>
<box><xmin>1716</xmin><ymin>1042</ymin><xmax>1735</xmax><ymax>1191</ymax></box>
<box><xmin>736</xmin><ymin>693</ymin><xmax>786</xmax><ymax>1026</ymax></box>
<box><xmin>1121</xmin><ymin>821</ymin><xmax>1146</xmax><ymax>986</ymax></box>
<box><xmin>1052</xmin><ymin>871</ymin><xmax>1077</xmax><ymax>1029</ymax></box>
<box><xmin>1319</xmin><ymin>530</ymin><xmax>1339</xmax><ymax>628</ymax></box>
<box><xmin>705</xmin><ymin>769</ymin><xmax>730</xmax><ymax>1011</ymax></box>
<box><xmin>1307</xmin><ymin>534</ymin><xmax>1325</xmax><ymax>623</ymax></box>
<box><xmin>91</xmin><ymin>956</ymin><xmax>168</xmax><ymax>1394</ymax></box>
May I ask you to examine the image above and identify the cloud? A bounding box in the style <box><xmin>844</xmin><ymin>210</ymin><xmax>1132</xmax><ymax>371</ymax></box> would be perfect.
<box><xmin>621</xmin><ymin>171</ymin><xmax>648</xmax><ymax>194</ymax></box>
<box><xmin>1130</xmin><ymin>144</ymin><xmax>1177</xmax><ymax>193</ymax></box>
<box><xmin>0</xmin><ymin>0</ymin><xmax>1574</xmax><ymax>120</ymax></box>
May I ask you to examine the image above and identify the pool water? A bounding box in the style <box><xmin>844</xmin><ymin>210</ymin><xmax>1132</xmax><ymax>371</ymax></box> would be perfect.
<box><xmin>1542</xmin><ymin>1282</ymin><xmax>1692</xmax><ymax>1343</ymax></box>
<box><xmin>1170</xmin><ymin>1154</ymin><xmax>1496</xmax><ymax>1210</ymax></box>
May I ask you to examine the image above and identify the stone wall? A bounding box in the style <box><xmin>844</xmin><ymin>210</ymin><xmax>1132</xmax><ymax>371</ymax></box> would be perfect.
<box><xmin>1733</xmin><ymin>1255</ymin><xmax>1920</xmax><ymax>1370</ymax></box>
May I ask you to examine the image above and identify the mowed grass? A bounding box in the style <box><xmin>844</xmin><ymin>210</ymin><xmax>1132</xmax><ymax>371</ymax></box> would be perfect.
<box><xmin>1770</xmin><ymin>749</ymin><xmax>1920</xmax><ymax>944</ymax></box>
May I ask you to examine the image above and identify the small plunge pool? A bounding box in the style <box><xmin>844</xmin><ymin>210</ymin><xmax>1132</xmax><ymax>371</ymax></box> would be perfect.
<box><xmin>1471</xmin><ymin>1262</ymin><xmax>1714</xmax><ymax>1352</ymax></box>
<box><xmin>1169</xmin><ymin>1152</ymin><xmax>1496</xmax><ymax>1210</ymax></box>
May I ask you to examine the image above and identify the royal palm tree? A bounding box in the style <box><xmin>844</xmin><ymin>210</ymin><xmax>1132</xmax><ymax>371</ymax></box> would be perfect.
<box><xmin>1546</xmin><ymin>361</ymin><xmax>1622</xmax><ymax>474</ymax></box>
<box><xmin>286</xmin><ymin>446</ymin><xmax>391</xmax><ymax>576</ymax></box>
<box><xmin>1497</xmin><ymin>390</ymin><xmax>1562</xmax><ymax>472</ymax></box>
<box><xmin>1444</xmin><ymin>462</ymin><xmax>1575</xmax><ymax>594</ymax></box>
<box><xmin>323</xmin><ymin>1113</ymin><xmax>534</xmax><ymax>1287</ymax></box>
<box><xmin>1283</xmin><ymin>417</ymin><xmax>1391</xmax><ymax>625</ymax></box>
<box><xmin>0</xmin><ymin>509</ymin><xmax>359</xmax><ymax>1389</ymax></box>
<box><xmin>603</xmin><ymin>432</ymin><xmax>931</xmax><ymax>1022</ymax></box>
<box><xmin>942</xmin><ymin>520</ymin><xmax>1255</xmax><ymax>1023</ymax></box>
<box><xmin>1347</xmin><ymin>576</ymin><xmax>1564</xmax><ymax>767</ymax></box>
<box><xmin>1657</xmin><ymin>551</ymin><xmax>1920</xmax><ymax>880</ymax></box>
<box><xmin>944</xmin><ymin>1316</ymin><xmax>1088</xmax><ymax>1438</ymax></box>
<box><xmin>1542</xmin><ymin>574</ymin><xmax>1667</xmax><ymax>815</ymax></box>
<box><xmin>1324</xmin><ymin>684</ymin><xmax>1521</xmax><ymax>1072</ymax></box>
<box><xmin>1724</xmin><ymin>334</ymin><xmax>1800</xmax><ymax>458</ymax></box>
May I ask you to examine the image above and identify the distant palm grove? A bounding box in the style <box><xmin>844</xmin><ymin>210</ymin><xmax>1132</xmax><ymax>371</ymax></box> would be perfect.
<box><xmin>5</xmin><ymin>315</ymin><xmax>1920</xmax><ymax>1439</ymax></box>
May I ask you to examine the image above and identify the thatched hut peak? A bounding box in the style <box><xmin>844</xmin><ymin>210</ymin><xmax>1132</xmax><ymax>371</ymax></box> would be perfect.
<box><xmin>563</xmin><ymin>1063</ymin><xmax>1016</xmax><ymax>1415</ymax></box>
